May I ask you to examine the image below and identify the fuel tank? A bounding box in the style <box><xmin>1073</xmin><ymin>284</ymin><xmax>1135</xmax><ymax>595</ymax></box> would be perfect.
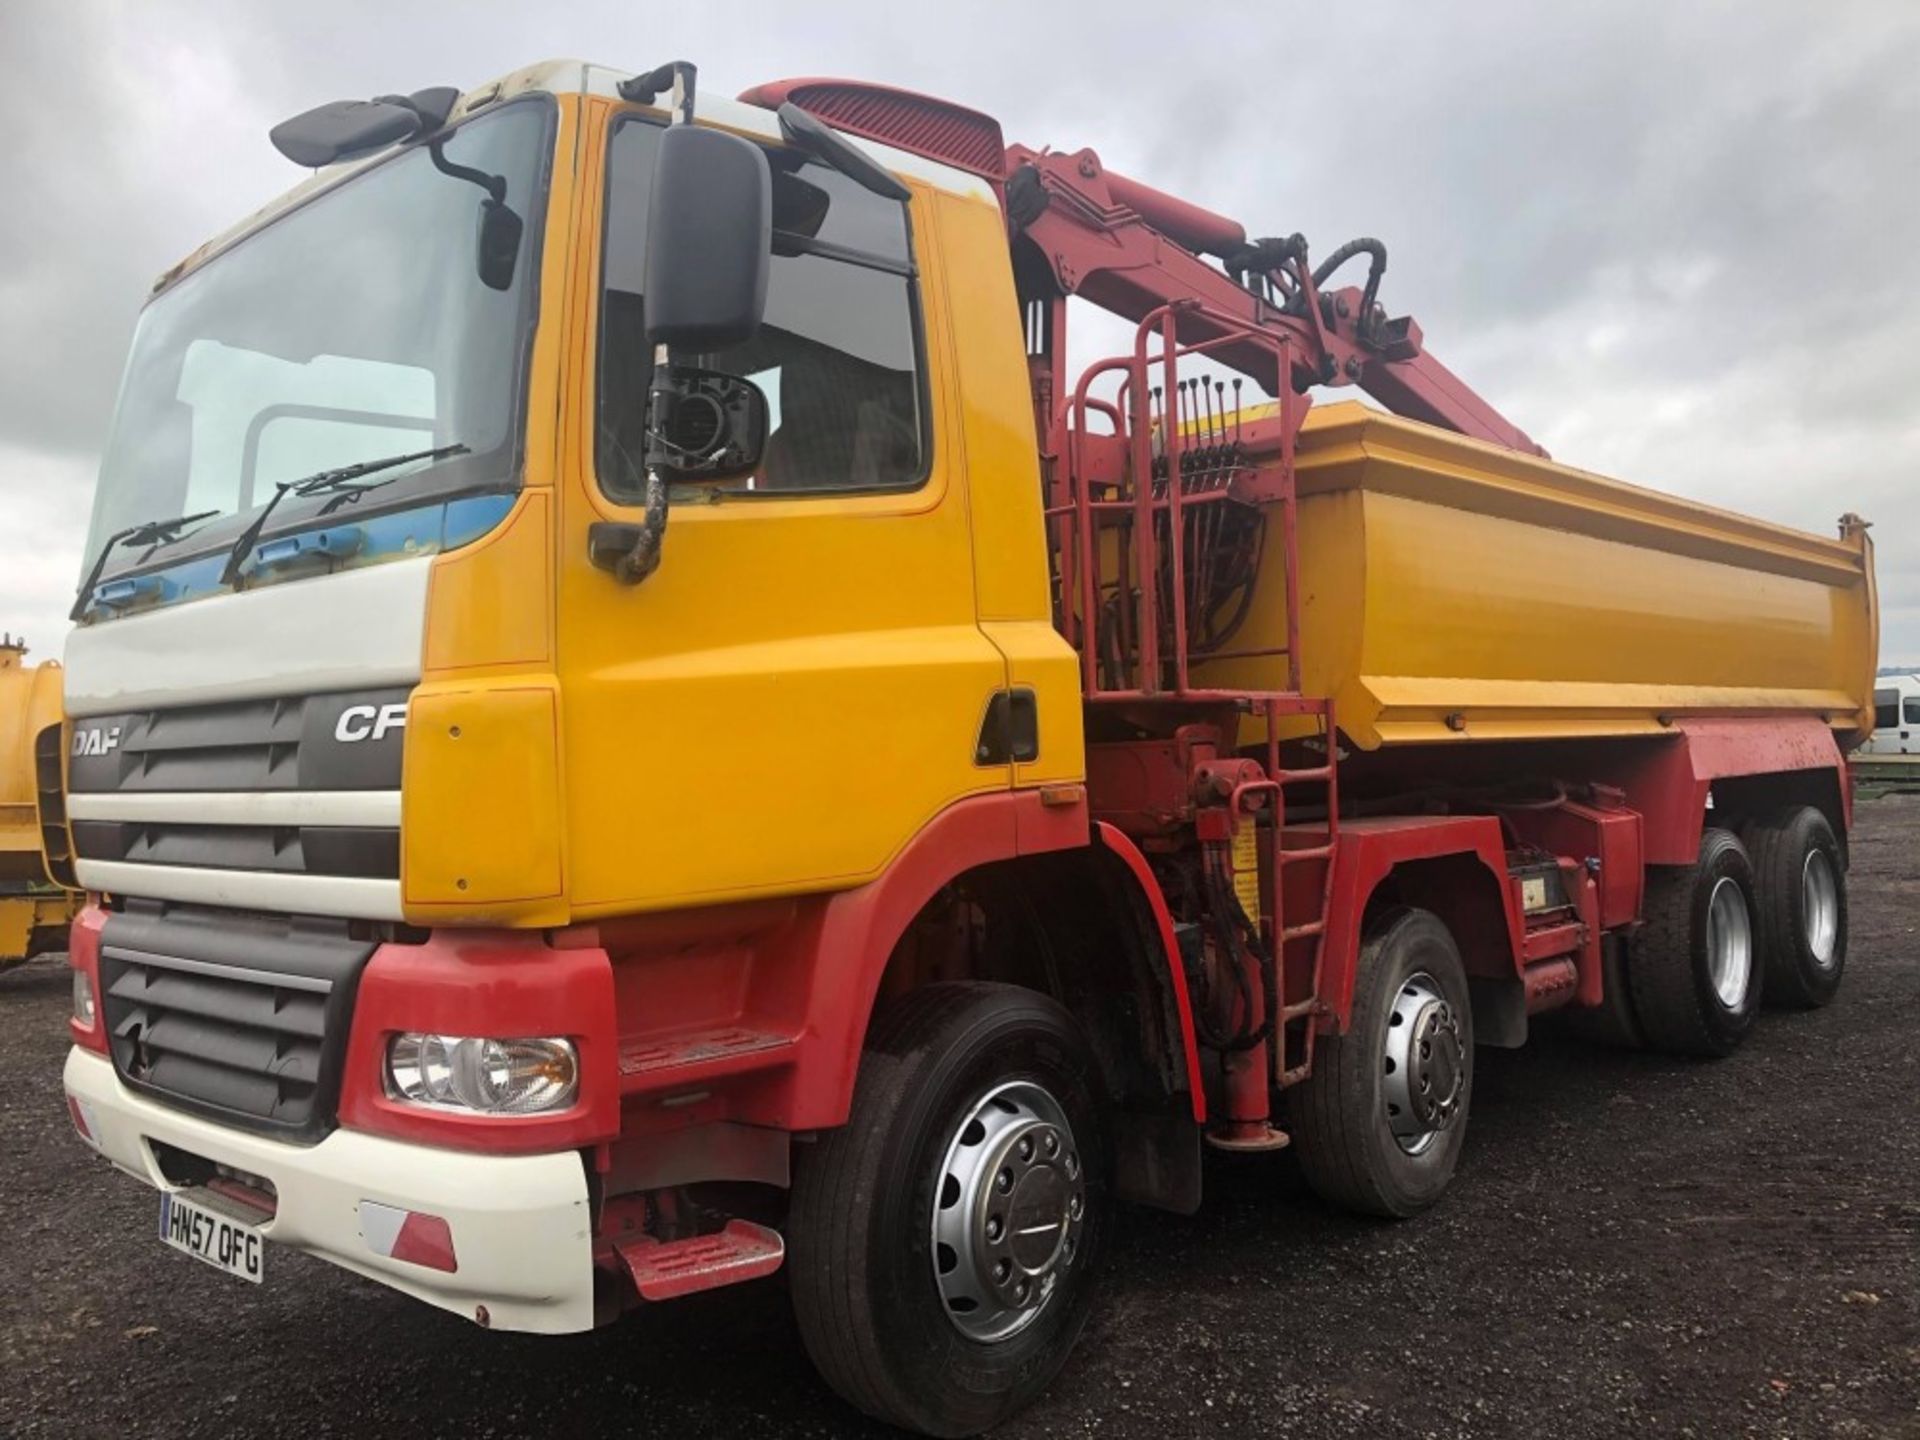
<box><xmin>1195</xmin><ymin>403</ymin><xmax>1878</xmax><ymax>750</ymax></box>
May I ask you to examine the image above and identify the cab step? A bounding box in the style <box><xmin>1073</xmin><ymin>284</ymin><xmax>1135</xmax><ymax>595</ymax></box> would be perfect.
<box><xmin>615</xmin><ymin>1219</ymin><xmax>786</xmax><ymax>1302</ymax></box>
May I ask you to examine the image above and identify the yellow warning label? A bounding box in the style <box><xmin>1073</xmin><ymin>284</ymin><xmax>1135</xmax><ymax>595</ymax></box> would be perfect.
<box><xmin>1231</xmin><ymin>823</ymin><xmax>1262</xmax><ymax>924</ymax></box>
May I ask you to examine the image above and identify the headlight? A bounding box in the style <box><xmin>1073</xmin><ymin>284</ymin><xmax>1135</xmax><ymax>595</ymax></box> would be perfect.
<box><xmin>72</xmin><ymin>969</ymin><xmax>96</xmax><ymax>1027</ymax></box>
<box><xmin>384</xmin><ymin>1034</ymin><xmax>578</xmax><ymax>1115</ymax></box>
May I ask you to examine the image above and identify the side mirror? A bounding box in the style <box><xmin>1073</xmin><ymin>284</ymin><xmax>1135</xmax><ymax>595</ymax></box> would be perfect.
<box><xmin>475</xmin><ymin>197</ymin><xmax>524</xmax><ymax>291</ymax></box>
<box><xmin>643</xmin><ymin>126</ymin><xmax>772</xmax><ymax>351</ymax></box>
<box><xmin>269</xmin><ymin>87</ymin><xmax>460</xmax><ymax>169</ymax></box>
<box><xmin>270</xmin><ymin>98</ymin><xmax>423</xmax><ymax>168</ymax></box>
<box><xmin>645</xmin><ymin>366</ymin><xmax>768</xmax><ymax>482</ymax></box>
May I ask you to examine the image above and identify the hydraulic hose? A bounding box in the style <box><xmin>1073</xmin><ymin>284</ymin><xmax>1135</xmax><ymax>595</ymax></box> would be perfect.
<box><xmin>1201</xmin><ymin>849</ymin><xmax>1278</xmax><ymax>1054</ymax></box>
<box><xmin>1312</xmin><ymin>237</ymin><xmax>1387</xmax><ymax>324</ymax></box>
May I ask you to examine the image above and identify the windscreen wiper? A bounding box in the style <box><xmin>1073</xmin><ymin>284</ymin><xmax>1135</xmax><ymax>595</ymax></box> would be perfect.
<box><xmin>70</xmin><ymin>509</ymin><xmax>220</xmax><ymax>621</ymax></box>
<box><xmin>217</xmin><ymin>442</ymin><xmax>468</xmax><ymax>588</ymax></box>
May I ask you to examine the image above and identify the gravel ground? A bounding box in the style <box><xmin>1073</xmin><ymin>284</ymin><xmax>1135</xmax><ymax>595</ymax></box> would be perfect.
<box><xmin>4</xmin><ymin>799</ymin><xmax>1917</xmax><ymax>1438</ymax></box>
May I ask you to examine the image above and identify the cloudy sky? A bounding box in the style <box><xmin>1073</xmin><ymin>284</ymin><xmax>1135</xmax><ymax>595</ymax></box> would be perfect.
<box><xmin>3</xmin><ymin>1</ymin><xmax>1916</xmax><ymax>664</ymax></box>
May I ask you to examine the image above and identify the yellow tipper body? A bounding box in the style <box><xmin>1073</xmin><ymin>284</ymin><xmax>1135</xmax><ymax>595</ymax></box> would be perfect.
<box><xmin>1195</xmin><ymin>402</ymin><xmax>1878</xmax><ymax>749</ymax></box>
<box><xmin>1</xmin><ymin>640</ymin><xmax>74</xmax><ymax>965</ymax></box>
<box><xmin>0</xmin><ymin>642</ymin><xmax>62</xmax><ymax>877</ymax></box>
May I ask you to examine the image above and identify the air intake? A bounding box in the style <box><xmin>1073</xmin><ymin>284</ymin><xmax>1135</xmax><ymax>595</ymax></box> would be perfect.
<box><xmin>737</xmin><ymin>78</ymin><xmax>1006</xmax><ymax>184</ymax></box>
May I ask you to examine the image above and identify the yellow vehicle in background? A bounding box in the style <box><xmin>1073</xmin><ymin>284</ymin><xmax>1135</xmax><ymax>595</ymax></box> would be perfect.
<box><xmin>1</xmin><ymin>634</ymin><xmax>77</xmax><ymax>970</ymax></box>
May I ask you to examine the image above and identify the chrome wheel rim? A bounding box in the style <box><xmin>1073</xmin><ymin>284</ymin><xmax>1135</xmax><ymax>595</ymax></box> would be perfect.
<box><xmin>1802</xmin><ymin>849</ymin><xmax>1839</xmax><ymax>968</ymax></box>
<box><xmin>1381</xmin><ymin>971</ymin><xmax>1466</xmax><ymax>1157</ymax></box>
<box><xmin>930</xmin><ymin>1080</ymin><xmax>1084</xmax><ymax>1343</ymax></box>
<box><xmin>1706</xmin><ymin>875</ymin><xmax>1754</xmax><ymax>1007</ymax></box>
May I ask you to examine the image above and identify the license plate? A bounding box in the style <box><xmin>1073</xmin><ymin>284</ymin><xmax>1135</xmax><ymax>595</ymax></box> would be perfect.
<box><xmin>158</xmin><ymin>1191</ymin><xmax>264</xmax><ymax>1284</ymax></box>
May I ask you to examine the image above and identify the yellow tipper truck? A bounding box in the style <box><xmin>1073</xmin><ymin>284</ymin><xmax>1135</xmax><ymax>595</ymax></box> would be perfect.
<box><xmin>55</xmin><ymin>61</ymin><xmax>1874</xmax><ymax>1435</ymax></box>
<box><xmin>1</xmin><ymin>634</ymin><xmax>76</xmax><ymax>971</ymax></box>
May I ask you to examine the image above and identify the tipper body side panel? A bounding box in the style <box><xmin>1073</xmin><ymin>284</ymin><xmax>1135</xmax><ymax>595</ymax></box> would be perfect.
<box><xmin>1191</xmin><ymin>403</ymin><xmax>1876</xmax><ymax>749</ymax></box>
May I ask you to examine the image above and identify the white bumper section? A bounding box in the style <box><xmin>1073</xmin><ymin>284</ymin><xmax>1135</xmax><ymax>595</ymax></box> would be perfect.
<box><xmin>64</xmin><ymin>1048</ymin><xmax>595</xmax><ymax>1333</ymax></box>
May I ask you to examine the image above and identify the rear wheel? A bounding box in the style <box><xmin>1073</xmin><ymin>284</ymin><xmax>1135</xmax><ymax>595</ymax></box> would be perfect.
<box><xmin>1291</xmin><ymin>907</ymin><xmax>1473</xmax><ymax>1218</ymax></box>
<box><xmin>1744</xmin><ymin>806</ymin><xmax>1847</xmax><ymax>1008</ymax></box>
<box><xmin>787</xmin><ymin>982</ymin><xmax>1107</xmax><ymax>1437</ymax></box>
<box><xmin>1629</xmin><ymin>827</ymin><xmax>1761</xmax><ymax>1056</ymax></box>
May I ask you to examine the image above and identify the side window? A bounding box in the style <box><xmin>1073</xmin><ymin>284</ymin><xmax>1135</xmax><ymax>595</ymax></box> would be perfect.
<box><xmin>1905</xmin><ymin>696</ymin><xmax>1920</xmax><ymax>725</ymax></box>
<box><xmin>598</xmin><ymin>118</ymin><xmax>929</xmax><ymax>497</ymax></box>
<box><xmin>1875</xmin><ymin>690</ymin><xmax>1899</xmax><ymax>729</ymax></box>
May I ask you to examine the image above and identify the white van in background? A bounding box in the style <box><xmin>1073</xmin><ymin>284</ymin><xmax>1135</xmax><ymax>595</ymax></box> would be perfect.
<box><xmin>1861</xmin><ymin>674</ymin><xmax>1920</xmax><ymax>758</ymax></box>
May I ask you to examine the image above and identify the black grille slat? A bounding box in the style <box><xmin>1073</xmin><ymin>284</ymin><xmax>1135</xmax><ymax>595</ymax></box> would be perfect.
<box><xmin>130</xmin><ymin>746</ymin><xmax>295</xmax><ymax>792</ymax></box>
<box><xmin>99</xmin><ymin>904</ymin><xmax>375</xmax><ymax>1143</ymax></box>
<box><xmin>136</xmin><ymin>1023</ymin><xmax>324</xmax><ymax>1092</ymax></box>
<box><xmin>72</xmin><ymin>820</ymin><xmax>398</xmax><ymax>879</ymax></box>
<box><xmin>137</xmin><ymin>700</ymin><xmax>304</xmax><ymax>753</ymax></box>
<box><xmin>125</xmin><ymin>1014</ymin><xmax>324</xmax><ymax>1091</ymax></box>
<box><xmin>106</xmin><ymin>965</ymin><xmax>328</xmax><ymax>1040</ymax></box>
<box><xmin>137</xmin><ymin>1012</ymin><xmax>315</xmax><ymax>1085</ymax></box>
<box><xmin>134</xmin><ymin>1050</ymin><xmax>312</xmax><ymax>1126</ymax></box>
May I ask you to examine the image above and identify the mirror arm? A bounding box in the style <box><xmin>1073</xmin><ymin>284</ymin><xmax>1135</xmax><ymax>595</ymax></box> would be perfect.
<box><xmin>618</xmin><ymin>344</ymin><xmax>677</xmax><ymax>584</ymax></box>
<box><xmin>594</xmin><ymin>56</ymin><xmax>697</xmax><ymax>590</ymax></box>
<box><xmin>618</xmin><ymin>60</ymin><xmax>697</xmax><ymax>122</ymax></box>
<box><xmin>586</xmin><ymin>467</ymin><xmax>670</xmax><ymax>585</ymax></box>
<box><xmin>589</xmin><ymin>342</ymin><xmax>684</xmax><ymax>585</ymax></box>
<box><xmin>427</xmin><ymin>142</ymin><xmax>507</xmax><ymax>204</ymax></box>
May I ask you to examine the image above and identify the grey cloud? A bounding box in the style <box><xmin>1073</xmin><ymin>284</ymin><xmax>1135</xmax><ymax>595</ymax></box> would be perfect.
<box><xmin>1</xmin><ymin>0</ymin><xmax>1915</xmax><ymax>663</ymax></box>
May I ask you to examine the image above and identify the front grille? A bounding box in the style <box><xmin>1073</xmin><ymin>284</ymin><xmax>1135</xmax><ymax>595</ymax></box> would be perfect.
<box><xmin>69</xmin><ymin>687</ymin><xmax>407</xmax><ymax>794</ymax></box>
<box><xmin>99</xmin><ymin>902</ymin><xmax>375</xmax><ymax>1143</ymax></box>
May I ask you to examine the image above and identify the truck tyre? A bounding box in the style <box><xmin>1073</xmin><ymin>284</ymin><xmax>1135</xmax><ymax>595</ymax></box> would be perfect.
<box><xmin>1629</xmin><ymin>827</ymin><xmax>1761</xmax><ymax>1056</ymax></box>
<box><xmin>787</xmin><ymin>982</ymin><xmax>1108</xmax><ymax>1438</ymax></box>
<box><xmin>1743</xmin><ymin>806</ymin><xmax>1847</xmax><ymax>1008</ymax></box>
<box><xmin>1290</xmin><ymin>907</ymin><xmax>1473</xmax><ymax>1219</ymax></box>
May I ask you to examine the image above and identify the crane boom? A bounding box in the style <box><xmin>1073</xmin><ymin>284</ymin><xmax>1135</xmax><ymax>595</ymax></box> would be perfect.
<box><xmin>1003</xmin><ymin>143</ymin><xmax>1546</xmax><ymax>456</ymax></box>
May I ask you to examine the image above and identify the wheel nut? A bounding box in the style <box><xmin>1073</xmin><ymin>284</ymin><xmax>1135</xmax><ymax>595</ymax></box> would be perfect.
<box><xmin>1013</xmin><ymin>1279</ymin><xmax>1031</xmax><ymax>1305</ymax></box>
<box><xmin>1044</xmin><ymin>1132</ymin><xmax>1060</xmax><ymax>1156</ymax></box>
<box><xmin>985</xmin><ymin>1215</ymin><xmax>1004</xmax><ymax>1242</ymax></box>
<box><xmin>994</xmin><ymin>1259</ymin><xmax>1012</xmax><ymax>1283</ymax></box>
<box><xmin>1018</xmin><ymin>1135</ymin><xmax>1034</xmax><ymax>1162</ymax></box>
<box><xmin>996</xmin><ymin>1168</ymin><xmax>1013</xmax><ymax>1194</ymax></box>
<box><xmin>1069</xmin><ymin>1194</ymin><xmax>1083</xmax><ymax>1220</ymax></box>
<box><xmin>1064</xmin><ymin>1153</ymin><xmax>1080</xmax><ymax>1179</ymax></box>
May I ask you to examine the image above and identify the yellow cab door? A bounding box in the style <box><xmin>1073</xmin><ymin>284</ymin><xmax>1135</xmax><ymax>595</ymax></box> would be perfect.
<box><xmin>551</xmin><ymin>99</ymin><xmax>1011</xmax><ymax>918</ymax></box>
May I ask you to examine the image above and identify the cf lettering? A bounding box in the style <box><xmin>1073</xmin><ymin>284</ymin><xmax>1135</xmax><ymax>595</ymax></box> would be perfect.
<box><xmin>335</xmin><ymin>703</ymin><xmax>408</xmax><ymax>743</ymax></box>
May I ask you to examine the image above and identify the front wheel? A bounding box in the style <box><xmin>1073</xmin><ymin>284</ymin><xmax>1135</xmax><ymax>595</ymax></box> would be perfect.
<box><xmin>1290</xmin><ymin>906</ymin><xmax>1474</xmax><ymax>1219</ymax></box>
<box><xmin>787</xmin><ymin>982</ymin><xmax>1108</xmax><ymax>1438</ymax></box>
